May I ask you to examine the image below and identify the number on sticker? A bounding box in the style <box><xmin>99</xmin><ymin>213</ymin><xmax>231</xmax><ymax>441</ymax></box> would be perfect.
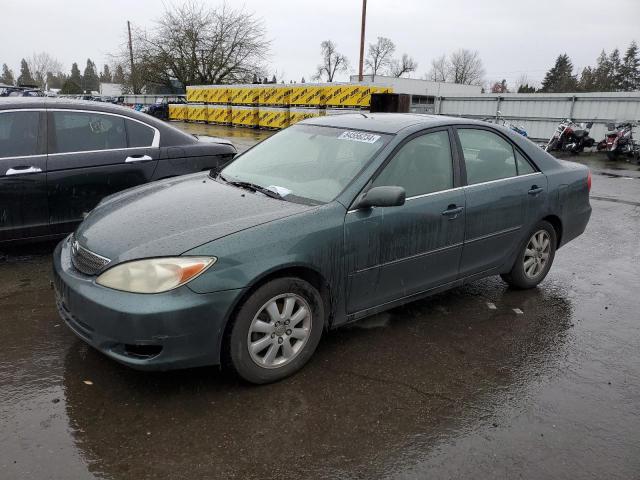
<box><xmin>338</xmin><ymin>131</ymin><xmax>381</xmax><ymax>144</ymax></box>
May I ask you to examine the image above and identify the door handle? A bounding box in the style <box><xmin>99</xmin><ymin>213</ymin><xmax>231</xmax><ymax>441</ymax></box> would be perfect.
<box><xmin>441</xmin><ymin>205</ymin><xmax>464</xmax><ymax>219</ymax></box>
<box><xmin>125</xmin><ymin>154</ymin><xmax>153</xmax><ymax>163</ymax></box>
<box><xmin>528</xmin><ymin>185</ymin><xmax>544</xmax><ymax>195</ymax></box>
<box><xmin>6</xmin><ymin>166</ymin><xmax>43</xmax><ymax>176</ymax></box>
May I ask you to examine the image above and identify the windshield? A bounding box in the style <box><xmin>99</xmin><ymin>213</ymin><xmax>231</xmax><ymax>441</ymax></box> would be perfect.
<box><xmin>220</xmin><ymin>124</ymin><xmax>390</xmax><ymax>204</ymax></box>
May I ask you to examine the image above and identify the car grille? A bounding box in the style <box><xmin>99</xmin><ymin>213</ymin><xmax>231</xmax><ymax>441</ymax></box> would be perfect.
<box><xmin>70</xmin><ymin>236</ymin><xmax>111</xmax><ymax>276</ymax></box>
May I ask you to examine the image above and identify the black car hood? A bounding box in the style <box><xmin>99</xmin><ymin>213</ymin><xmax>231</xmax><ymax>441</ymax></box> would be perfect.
<box><xmin>75</xmin><ymin>173</ymin><xmax>313</xmax><ymax>263</ymax></box>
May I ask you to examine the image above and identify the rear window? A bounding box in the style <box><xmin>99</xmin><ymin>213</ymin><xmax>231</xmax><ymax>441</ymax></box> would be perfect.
<box><xmin>51</xmin><ymin>111</ymin><xmax>126</xmax><ymax>153</ymax></box>
<box><xmin>126</xmin><ymin>119</ymin><xmax>155</xmax><ymax>147</ymax></box>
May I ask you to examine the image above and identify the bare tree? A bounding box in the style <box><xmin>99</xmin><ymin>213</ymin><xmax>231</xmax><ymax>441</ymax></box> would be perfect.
<box><xmin>515</xmin><ymin>73</ymin><xmax>537</xmax><ymax>91</ymax></box>
<box><xmin>365</xmin><ymin>36</ymin><xmax>395</xmax><ymax>81</ymax></box>
<box><xmin>313</xmin><ymin>40</ymin><xmax>348</xmax><ymax>82</ymax></box>
<box><xmin>115</xmin><ymin>2</ymin><xmax>270</xmax><ymax>92</ymax></box>
<box><xmin>390</xmin><ymin>53</ymin><xmax>417</xmax><ymax>78</ymax></box>
<box><xmin>449</xmin><ymin>49</ymin><xmax>485</xmax><ymax>85</ymax></box>
<box><xmin>27</xmin><ymin>52</ymin><xmax>62</xmax><ymax>88</ymax></box>
<box><xmin>426</xmin><ymin>54</ymin><xmax>449</xmax><ymax>82</ymax></box>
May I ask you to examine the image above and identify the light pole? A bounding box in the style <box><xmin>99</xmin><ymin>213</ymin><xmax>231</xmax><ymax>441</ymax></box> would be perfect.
<box><xmin>358</xmin><ymin>0</ymin><xmax>367</xmax><ymax>82</ymax></box>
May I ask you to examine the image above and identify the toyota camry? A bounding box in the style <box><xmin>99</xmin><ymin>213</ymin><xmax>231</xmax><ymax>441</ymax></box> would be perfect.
<box><xmin>53</xmin><ymin>113</ymin><xmax>591</xmax><ymax>383</ymax></box>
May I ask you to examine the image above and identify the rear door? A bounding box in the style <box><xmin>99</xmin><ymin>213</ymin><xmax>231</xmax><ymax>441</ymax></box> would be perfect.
<box><xmin>46</xmin><ymin>109</ymin><xmax>160</xmax><ymax>234</ymax></box>
<box><xmin>455</xmin><ymin>127</ymin><xmax>547</xmax><ymax>278</ymax></box>
<box><xmin>0</xmin><ymin>109</ymin><xmax>49</xmax><ymax>241</ymax></box>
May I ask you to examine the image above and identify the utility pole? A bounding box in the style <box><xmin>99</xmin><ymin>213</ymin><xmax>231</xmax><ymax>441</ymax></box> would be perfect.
<box><xmin>358</xmin><ymin>0</ymin><xmax>367</xmax><ymax>82</ymax></box>
<box><xmin>127</xmin><ymin>20</ymin><xmax>137</xmax><ymax>94</ymax></box>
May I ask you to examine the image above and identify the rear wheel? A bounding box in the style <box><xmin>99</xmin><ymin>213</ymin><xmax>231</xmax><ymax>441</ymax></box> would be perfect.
<box><xmin>501</xmin><ymin>221</ymin><xmax>557</xmax><ymax>289</ymax></box>
<box><xmin>225</xmin><ymin>277</ymin><xmax>324</xmax><ymax>384</ymax></box>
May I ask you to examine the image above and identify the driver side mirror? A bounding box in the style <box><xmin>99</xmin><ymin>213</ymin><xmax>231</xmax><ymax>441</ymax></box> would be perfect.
<box><xmin>354</xmin><ymin>186</ymin><xmax>406</xmax><ymax>209</ymax></box>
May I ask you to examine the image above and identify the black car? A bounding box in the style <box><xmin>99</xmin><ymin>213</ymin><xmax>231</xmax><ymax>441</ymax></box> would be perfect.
<box><xmin>0</xmin><ymin>98</ymin><xmax>236</xmax><ymax>243</ymax></box>
<box><xmin>146</xmin><ymin>96</ymin><xmax>187</xmax><ymax>120</ymax></box>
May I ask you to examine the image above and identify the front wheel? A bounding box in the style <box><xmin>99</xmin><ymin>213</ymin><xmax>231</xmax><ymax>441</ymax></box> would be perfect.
<box><xmin>225</xmin><ymin>277</ymin><xmax>324</xmax><ymax>384</ymax></box>
<box><xmin>606</xmin><ymin>151</ymin><xmax>617</xmax><ymax>161</ymax></box>
<box><xmin>501</xmin><ymin>221</ymin><xmax>557</xmax><ymax>289</ymax></box>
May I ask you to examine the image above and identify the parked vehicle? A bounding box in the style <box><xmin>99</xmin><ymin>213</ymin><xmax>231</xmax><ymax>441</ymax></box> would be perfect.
<box><xmin>0</xmin><ymin>98</ymin><xmax>236</xmax><ymax>243</ymax></box>
<box><xmin>53</xmin><ymin>113</ymin><xmax>591</xmax><ymax>383</ymax></box>
<box><xmin>0</xmin><ymin>86</ymin><xmax>44</xmax><ymax>97</ymax></box>
<box><xmin>482</xmin><ymin>111</ymin><xmax>528</xmax><ymax>137</ymax></box>
<box><xmin>597</xmin><ymin>121</ymin><xmax>639</xmax><ymax>162</ymax></box>
<box><xmin>146</xmin><ymin>96</ymin><xmax>187</xmax><ymax>120</ymax></box>
<box><xmin>545</xmin><ymin>119</ymin><xmax>595</xmax><ymax>153</ymax></box>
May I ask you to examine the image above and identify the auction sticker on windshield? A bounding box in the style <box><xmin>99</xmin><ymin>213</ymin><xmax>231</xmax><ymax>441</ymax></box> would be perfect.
<box><xmin>338</xmin><ymin>131</ymin><xmax>381</xmax><ymax>144</ymax></box>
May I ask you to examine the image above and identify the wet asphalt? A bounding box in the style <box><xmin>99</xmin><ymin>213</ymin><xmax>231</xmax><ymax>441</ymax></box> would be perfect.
<box><xmin>1</xmin><ymin>124</ymin><xmax>639</xmax><ymax>480</ymax></box>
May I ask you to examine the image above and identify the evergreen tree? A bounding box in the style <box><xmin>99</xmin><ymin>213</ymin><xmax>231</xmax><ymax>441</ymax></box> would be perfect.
<box><xmin>517</xmin><ymin>83</ymin><xmax>536</xmax><ymax>93</ymax></box>
<box><xmin>99</xmin><ymin>65</ymin><xmax>112</xmax><ymax>83</ymax></box>
<box><xmin>83</xmin><ymin>59</ymin><xmax>100</xmax><ymax>92</ymax></box>
<box><xmin>17</xmin><ymin>58</ymin><xmax>35</xmax><ymax>86</ymax></box>
<box><xmin>60</xmin><ymin>79</ymin><xmax>82</xmax><ymax>94</ymax></box>
<box><xmin>1</xmin><ymin>63</ymin><xmax>14</xmax><ymax>85</ymax></box>
<box><xmin>540</xmin><ymin>54</ymin><xmax>577</xmax><ymax>92</ymax></box>
<box><xmin>578</xmin><ymin>66</ymin><xmax>597</xmax><ymax>92</ymax></box>
<box><xmin>270</xmin><ymin>74</ymin><xmax>277</xmax><ymax>84</ymax></box>
<box><xmin>301</xmin><ymin>77</ymin><xmax>305</xmax><ymax>83</ymax></box>
<box><xmin>112</xmin><ymin>64</ymin><xmax>126</xmax><ymax>84</ymax></box>
<box><xmin>592</xmin><ymin>50</ymin><xmax>612</xmax><ymax>91</ymax></box>
<box><xmin>620</xmin><ymin>41</ymin><xmax>640</xmax><ymax>91</ymax></box>
<box><xmin>68</xmin><ymin>62</ymin><xmax>82</xmax><ymax>92</ymax></box>
<box><xmin>609</xmin><ymin>49</ymin><xmax>623</xmax><ymax>91</ymax></box>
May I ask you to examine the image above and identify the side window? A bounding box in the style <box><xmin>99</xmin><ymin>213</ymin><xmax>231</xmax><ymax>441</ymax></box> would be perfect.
<box><xmin>51</xmin><ymin>111</ymin><xmax>126</xmax><ymax>154</ymax></box>
<box><xmin>0</xmin><ymin>111</ymin><xmax>40</xmax><ymax>158</ymax></box>
<box><xmin>516</xmin><ymin>150</ymin><xmax>535</xmax><ymax>175</ymax></box>
<box><xmin>458</xmin><ymin>129</ymin><xmax>517</xmax><ymax>185</ymax></box>
<box><xmin>372</xmin><ymin>130</ymin><xmax>453</xmax><ymax>197</ymax></box>
<box><xmin>126</xmin><ymin>119</ymin><xmax>155</xmax><ymax>147</ymax></box>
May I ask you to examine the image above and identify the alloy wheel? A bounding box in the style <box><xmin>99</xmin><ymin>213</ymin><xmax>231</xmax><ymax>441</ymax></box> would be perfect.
<box><xmin>247</xmin><ymin>293</ymin><xmax>312</xmax><ymax>368</ymax></box>
<box><xmin>523</xmin><ymin>230</ymin><xmax>551</xmax><ymax>279</ymax></box>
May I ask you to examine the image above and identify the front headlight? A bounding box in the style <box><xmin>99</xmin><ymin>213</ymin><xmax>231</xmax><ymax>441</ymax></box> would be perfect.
<box><xmin>96</xmin><ymin>257</ymin><xmax>216</xmax><ymax>293</ymax></box>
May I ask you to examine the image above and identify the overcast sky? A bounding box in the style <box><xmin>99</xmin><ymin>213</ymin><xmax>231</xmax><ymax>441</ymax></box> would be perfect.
<box><xmin>1</xmin><ymin>0</ymin><xmax>639</xmax><ymax>87</ymax></box>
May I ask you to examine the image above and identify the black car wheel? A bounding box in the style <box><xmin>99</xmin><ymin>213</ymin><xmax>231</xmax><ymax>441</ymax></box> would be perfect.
<box><xmin>226</xmin><ymin>277</ymin><xmax>324</xmax><ymax>384</ymax></box>
<box><xmin>501</xmin><ymin>220</ymin><xmax>557</xmax><ymax>289</ymax></box>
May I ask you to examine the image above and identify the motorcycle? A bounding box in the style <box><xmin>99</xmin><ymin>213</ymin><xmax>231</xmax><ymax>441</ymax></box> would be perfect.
<box><xmin>597</xmin><ymin>122</ymin><xmax>639</xmax><ymax>162</ymax></box>
<box><xmin>545</xmin><ymin>119</ymin><xmax>595</xmax><ymax>154</ymax></box>
<box><xmin>482</xmin><ymin>111</ymin><xmax>529</xmax><ymax>137</ymax></box>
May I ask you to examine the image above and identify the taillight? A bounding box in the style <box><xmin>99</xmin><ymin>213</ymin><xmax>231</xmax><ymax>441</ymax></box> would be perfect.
<box><xmin>587</xmin><ymin>170</ymin><xmax>592</xmax><ymax>192</ymax></box>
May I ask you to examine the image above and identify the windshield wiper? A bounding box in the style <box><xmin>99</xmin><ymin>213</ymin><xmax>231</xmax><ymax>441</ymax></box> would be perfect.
<box><xmin>226</xmin><ymin>180</ymin><xmax>284</xmax><ymax>200</ymax></box>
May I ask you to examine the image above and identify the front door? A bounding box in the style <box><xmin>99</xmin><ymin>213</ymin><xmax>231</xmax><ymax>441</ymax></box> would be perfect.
<box><xmin>345</xmin><ymin>129</ymin><xmax>465</xmax><ymax>313</ymax></box>
<box><xmin>455</xmin><ymin>127</ymin><xmax>547</xmax><ymax>277</ymax></box>
<box><xmin>0</xmin><ymin>109</ymin><xmax>49</xmax><ymax>241</ymax></box>
<box><xmin>46</xmin><ymin>110</ymin><xmax>159</xmax><ymax>234</ymax></box>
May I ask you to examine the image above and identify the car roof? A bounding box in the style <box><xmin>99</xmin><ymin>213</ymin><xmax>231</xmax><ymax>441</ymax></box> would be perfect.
<box><xmin>301</xmin><ymin>112</ymin><xmax>485</xmax><ymax>134</ymax></box>
<box><xmin>0</xmin><ymin>97</ymin><xmax>171</xmax><ymax>130</ymax></box>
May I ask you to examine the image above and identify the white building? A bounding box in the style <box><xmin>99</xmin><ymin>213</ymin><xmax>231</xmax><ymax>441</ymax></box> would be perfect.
<box><xmin>99</xmin><ymin>82</ymin><xmax>123</xmax><ymax>97</ymax></box>
<box><xmin>350</xmin><ymin>74</ymin><xmax>482</xmax><ymax>113</ymax></box>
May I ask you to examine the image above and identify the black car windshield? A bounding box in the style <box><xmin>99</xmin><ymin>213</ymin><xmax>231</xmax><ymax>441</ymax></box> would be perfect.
<box><xmin>220</xmin><ymin>124</ymin><xmax>391</xmax><ymax>203</ymax></box>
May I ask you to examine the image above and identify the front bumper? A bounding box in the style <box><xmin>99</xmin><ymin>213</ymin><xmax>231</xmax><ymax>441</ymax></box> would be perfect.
<box><xmin>53</xmin><ymin>237</ymin><xmax>244</xmax><ymax>370</ymax></box>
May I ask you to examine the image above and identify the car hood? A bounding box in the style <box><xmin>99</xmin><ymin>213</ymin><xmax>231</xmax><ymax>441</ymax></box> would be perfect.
<box><xmin>75</xmin><ymin>173</ymin><xmax>314</xmax><ymax>264</ymax></box>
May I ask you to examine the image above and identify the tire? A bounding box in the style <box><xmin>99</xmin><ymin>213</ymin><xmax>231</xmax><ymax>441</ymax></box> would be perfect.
<box><xmin>606</xmin><ymin>151</ymin><xmax>617</xmax><ymax>161</ymax></box>
<box><xmin>501</xmin><ymin>221</ymin><xmax>557</xmax><ymax>289</ymax></box>
<box><xmin>225</xmin><ymin>277</ymin><xmax>324</xmax><ymax>384</ymax></box>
